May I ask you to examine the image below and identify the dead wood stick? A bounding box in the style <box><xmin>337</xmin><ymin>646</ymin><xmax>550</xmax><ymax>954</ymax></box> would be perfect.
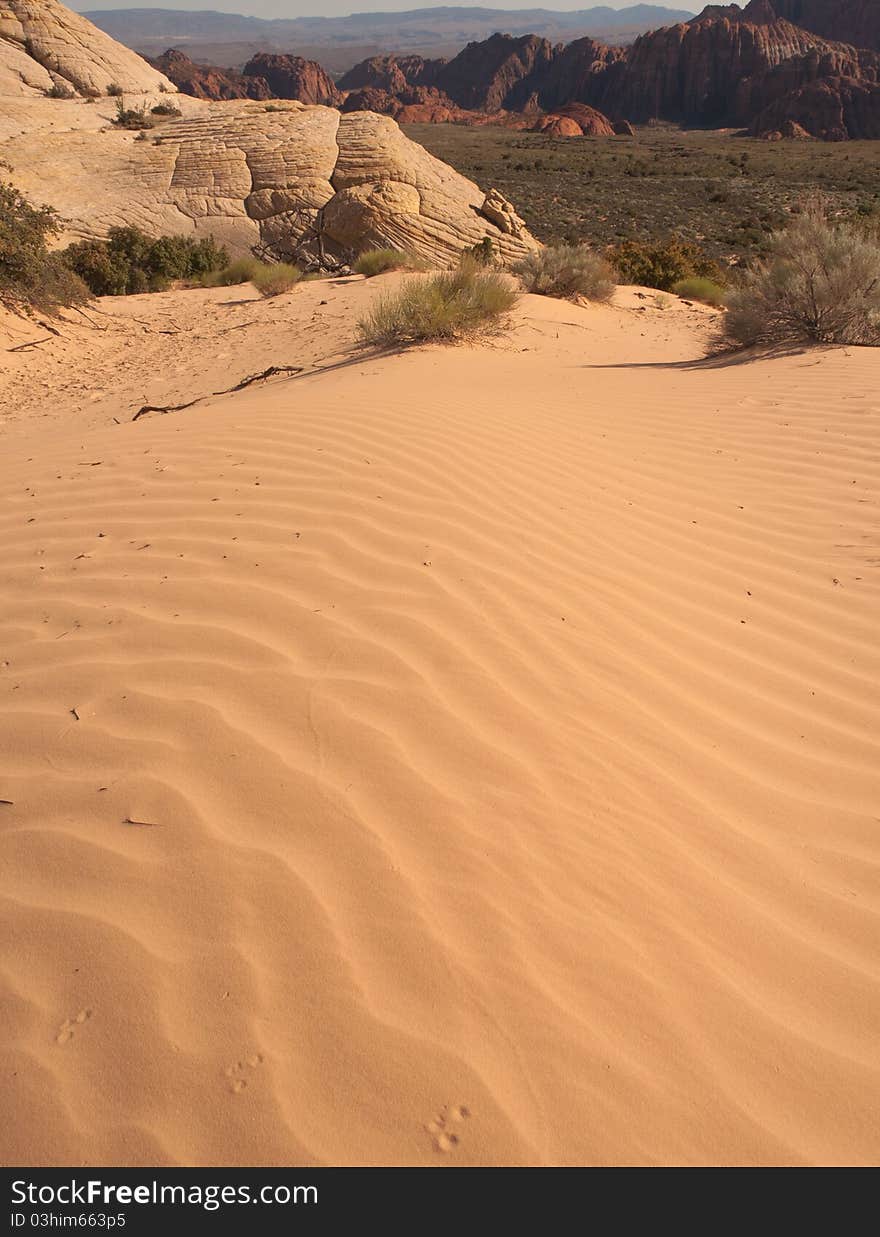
<box><xmin>132</xmin><ymin>364</ymin><xmax>303</xmax><ymax>421</ymax></box>
<box><xmin>7</xmin><ymin>337</ymin><xmax>53</xmax><ymax>352</ymax></box>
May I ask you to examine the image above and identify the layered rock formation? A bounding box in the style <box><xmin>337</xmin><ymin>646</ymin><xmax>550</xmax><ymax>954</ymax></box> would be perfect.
<box><xmin>597</xmin><ymin>1</ymin><xmax>879</xmax><ymax>128</ymax></box>
<box><xmin>433</xmin><ymin>33</ymin><xmax>557</xmax><ymax>111</ymax></box>
<box><xmin>0</xmin><ymin>0</ymin><xmax>173</xmax><ymax>96</ymax></box>
<box><xmin>770</xmin><ymin>1</ymin><xmax>880</xmax><ymax>51</ymax></box>
<box><xmin>751</xmin><ymin>76</ymin><xmax>880</xmax><ymax>140</ymax></box>
<box><xmin>149</xmin><ymin>49</ymin><xmax>271</xmax><ymax>101</ymax></box>
<box><xmin>338</xmin><ymin>54</ymin><xmax>445</xmax><ymax>94</ymax></box>
<box><xmin>543</xmin><ymin>101</ymin><xmax>618</xmax><ymax>135</ymax></box>
<box><xmin>336</xmin><ymin>1</ymin><xmax>880</xmax><ymax>139</ymax></box>
<box><xmin>4</xmin><ymin>101</ymin><xmax>539</xmax><ymax>267</ymax></box>
<box><xmin>241</xmin><ymin>53</ymin><xmax>340</xmax><ymax>106</ymax></box>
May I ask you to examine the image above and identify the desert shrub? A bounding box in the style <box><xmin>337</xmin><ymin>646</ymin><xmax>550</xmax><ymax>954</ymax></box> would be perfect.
<box><xmin>106</xmin><ymin>83</ymin><xmax>123</xmax><ymax>97</ymax></box>
<box><xmin>202</xmin><ymin>257</ymin><xmax>301</xmax><ymax>292</ymax></box>
<box><xmin>466</xmin><ymin>236</ymin><xmax>496</xmax><ymax>266</ymax></box>
<box><xmin>0</xmin><ymin>182</ymin><xmax>89</xmax><ymax>310</ymax></box>
<box><xmin>353</xmin><ymin>248</ymin><xmax>429</xmax><ymax>277</ymax></box>
<box><xmin>61</xmin><ymin>226</ymin><xmax>228</xmax><ymax>295</ymax></box>
<box><xmin>515</xmin><ymin>243</ymin><xmax>615</xmax><ymax>301</ymax></box>
<box><xmin>724</xmin><ymin>205</ymin><xmax>880</xmax><ymax>348</ymax></box>
<box><xmin>150</xmin><ymin>102</ymin><xmax>181</xmax><ymax>117</ymax></box>
<box><xmin>46</xmin><ymin>82</ymin><xmax>75</xmax><ymax>99</ymax></box>
<box><xmin>608</xmin><ymin>237</ymin><xmax>723</xmax><ymax>291</ymax></box>
<box><xmin>112</xmin><ymin>99</ymin><xmax>154</xmax><ymax>130</ymax></box>
<box><xmin>671</xmin><ymin>276</ymin><xmax>727</xmax><ymax>306</ymax></box>
<box><xmin>358</xmin><ymin>263</ymin><xmax>517</xmax><ymax>345</ymax></box>
<box><xmin>203</xmin><ymin>256</ymin><xmax>265</xmax><ymax>286</ymax></box>
<box><xmin>250</xmin><ymin>262</ymin><xmax>301</xmax><ymax>297</ymax></box>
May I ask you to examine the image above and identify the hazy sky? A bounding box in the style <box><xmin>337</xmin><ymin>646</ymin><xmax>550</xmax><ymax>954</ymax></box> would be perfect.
<box><xmin>72</xmin><ymin>1</ymin><xmax>685</xmax><ymax>16</ymax></box>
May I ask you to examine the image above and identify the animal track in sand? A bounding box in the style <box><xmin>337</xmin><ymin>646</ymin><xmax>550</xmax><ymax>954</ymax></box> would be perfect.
<box><xmin>55</xmin><ymin>1008</ymin><xmax>92</xmax><ymax>1046</ymax></box>
<box><xmin>426</xmin><ymin>1104</ymin><xmax>471</xmax><ymax>1153</ymax></box>
<box><xmin>225</xmin><ymin>1052</ymin><xmax>264</xmax><ymax>1094</ymax></box>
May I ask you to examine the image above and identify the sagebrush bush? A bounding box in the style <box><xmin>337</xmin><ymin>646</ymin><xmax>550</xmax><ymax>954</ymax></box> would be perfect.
<box><xmin>515</xmin><ymin>243</ymin><xmax>615</xmax><ymax>302</ymax></box>
<box><xmin>358</xmin><ymin>260</ymin><xmax>517</xmax><ymax>345</ymax></box>
<box><xmin>724</xmin><ymin>205</ymin><xmax>880</xmax><ymax>348</ymax></box>
<box><xmin>250</xmin><ymin>262</ymin><xmax>301</xmax><ymax>297</ymax></box>
<box><xmin>671</xmin><ymin>276</ymin><xmax>727</xmax><ymax>307</ymax></box>
<box><xmin>0</xmin><ymin>182</ymin><xmax>89</xmax><ymax>310</ymax></box>
<box><xmin>353</xmin><ymin>249</ymin><xmax>429</xmax><ymax>277</ymax></box>
<box><xmin>62</xmin><ymin>227</ymin><xmax>228</xmax><ymax>295</ymax></box>
<box><xmin>609</xmin><ymin>237</ymin><xmax>723</xmax><ymax>291</ymax></box>
<box><xmin>112</xmin><ymin>99</ymin><xmax>154</xmax><ymax>130</ymax></box>
<box><xmin>150</xmin><ymin>102</ymin><xmax>181</xmax><ymax>117</ymax></box>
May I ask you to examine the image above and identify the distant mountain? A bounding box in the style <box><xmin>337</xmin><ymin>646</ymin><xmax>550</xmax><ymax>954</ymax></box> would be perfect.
<box><xmin>83</xmin><ymin>6</ymin><xmax>697</xmax><ymax>59</ymax></box>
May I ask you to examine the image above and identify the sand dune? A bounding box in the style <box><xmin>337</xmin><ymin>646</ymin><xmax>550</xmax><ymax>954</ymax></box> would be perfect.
<box><xmin>1</xmin><ymin>279</ymin><xmax>878</xmax><ymax>1165</ymax></box>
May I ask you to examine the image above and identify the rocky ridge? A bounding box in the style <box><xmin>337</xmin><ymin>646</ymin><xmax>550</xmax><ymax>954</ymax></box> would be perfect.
<box><xmin>3</xmin><ymin>99</ymin><xmax>540</xmax><ymax>267</ymax></box>
<box><xmin>335</xmin><ymin>2</ymin><xmax>880</xmax><ymax>139</ymax></box>
<box><xmin>0</xmin><ymin>0</ymin><xmax>173</xmax><ymax>96</ymax></box>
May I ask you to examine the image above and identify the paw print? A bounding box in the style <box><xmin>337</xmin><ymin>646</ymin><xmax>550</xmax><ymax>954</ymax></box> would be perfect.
<box><xmin>225</xmin><ymin>1052</ymin><xmax>263</xmax><ymax>1094</ymax></box>
<box><xmin>56</xmin><ymin>1008</ymin><xmax>92</xmax><ymax>1046</ymax></box>
<box><xmin>425</xmin><ymin>1103</ymin><xmax>471</xmax><ymax>1153</ymax></box>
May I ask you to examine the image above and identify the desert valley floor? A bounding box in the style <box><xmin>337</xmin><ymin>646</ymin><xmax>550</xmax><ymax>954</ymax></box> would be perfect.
<box><xmin>1</xmin><ymin>277</ymin><xmax>879</xmax><ymax>1165</ymax></box>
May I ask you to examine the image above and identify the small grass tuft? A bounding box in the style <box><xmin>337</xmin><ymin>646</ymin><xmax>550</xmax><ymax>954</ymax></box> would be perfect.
<box><xmin>358</xmin><ymin>262</ymin><xmax>517</xmax><ymax>345</ymax></box>
<box><xmin>250</xmin><ymin>262</ymin><xmax>302</xmax><ymax>297</ymax></box>
<box><xmin>353</xmin><ymin>248</ymin><xmax>430</xmax><ymax>277</ymax></box>
<box><xmin>202</xmin><ymin>256</ymin><xmax>264</xmax><ymax>287</ymax></box>
<box><xmin>671</xmin><ymin>276</ymin><xmax>727</xmax><ymax>306</ymax></box>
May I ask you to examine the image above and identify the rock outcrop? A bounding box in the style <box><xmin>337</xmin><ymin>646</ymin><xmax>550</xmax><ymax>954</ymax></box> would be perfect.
<box><xmin>4</xmin><ymin>101</ymin><xmax>540</xmax><ymax>267</ymax></box>
<box><xmin>434</xmin><ymin>33</ymin><xmax>557</xmax><ymax>111</ymax></box>
<box><xmin>542</xmin><ymin>101</ymin><xmax>618</xmax><ymax>135</ymax></box>
<box><xmin>0</xmin><ymin>0</ymin><xmax>173</xmax><ymax>97</ymax></box>
<box><xmin>149</xmin><ymin>49</ymin><xmax>270</xmax><ymax>101</ymax></box>
<box><xmin>335</xmin><ymin>1</ymin><xmax>880</xmax><ymax>139</ymax></box>
<box><xmin>340</xmin><ymin>84</ymin><xmax>462</xmax><ymax>124</ymax></box>
<box><xmin>597</xmin><ymin>2</ymin><xmax>880</xmax><ymax>128</ymax></box>
<box><xmin>770</xmin><ymin>1</ymin><xmax>880</xmax><ymax>51</ymax></box>
<box><xmin>240</xmin><ymin>53</ymin><xmax>340</xmax><ymax>106</ymax></box>
<box><xmin>751</xmin><ymin>75</ymin><xmax>880</xmax><ymax>139</ymax></box>
<box><xmin>338</xmin><ymin>54</ymin><xmax>445</xmax><ymax>94</ymax></box>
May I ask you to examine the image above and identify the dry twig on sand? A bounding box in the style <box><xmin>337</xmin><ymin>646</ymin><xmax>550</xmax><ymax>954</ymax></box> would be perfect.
<box><xmin>132</xmin><ymin>365</ymin><xmax>303</xmax><ymax>420</ymax></box>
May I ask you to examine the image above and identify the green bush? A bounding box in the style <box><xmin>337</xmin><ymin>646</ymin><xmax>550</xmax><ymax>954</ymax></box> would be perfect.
<box><xmin>353</xmin><ymin>248</ymin><xmax>429</xmax><ymax>277</ymax></box>
<box><xmin>61</xmin><ymin>226</ymin><xmax>228</xmax><ymax>296</ymax></box>
<box><xmin>150</xmin><ymin>102</ymin><xmax>182</xmax><ymax>118</ymax></box>
<box><xmin>724</xmin><ymin>204</ymin><xmax>880</xmax><ymax>348</ymax></box>
<box><xmin>358</xmin><ymin>261</ymin><xmax>517</xmax><ymax>345</ymax></box>
<box><xmin>608</xmin><ymin>237</ymin><xmax>723</xmax><ymax>291</ymax></box>
<box><xmin>671</xmin><ymin>276</ymin><xmax>727</xmax><ymax>306</ymax></box>
<box><xmin>515</xmin><ymin>243</ymin><xmax>615</xmax><ymax>302</ymax></box>
<box><xmin>0</xmin><ymin>182</ymin><xmax>89</xmax><ymax>310</ymax></box>
<box><xmin>106</xmin><ymin>83</ymin><xmax>123</xmax><ymax>97</ymax></box>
